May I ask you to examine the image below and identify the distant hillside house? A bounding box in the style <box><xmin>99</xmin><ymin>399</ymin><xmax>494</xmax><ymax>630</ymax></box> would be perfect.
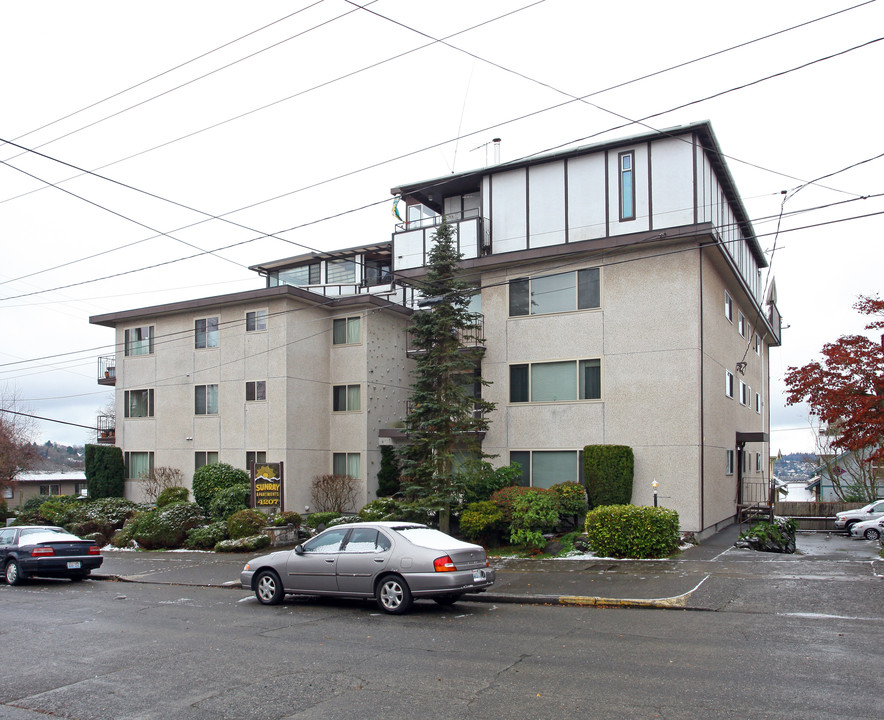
<box><xmin>6</xmin><ymin>471</ymin><xmax>88</xmax><ymax>507</ymax></box>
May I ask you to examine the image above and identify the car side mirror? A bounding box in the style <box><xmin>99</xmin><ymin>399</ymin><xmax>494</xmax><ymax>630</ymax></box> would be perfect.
<box><xmin>294</xmin><ymin>544</ymin><xmax>305</xmax><ymax>554</ymax></box>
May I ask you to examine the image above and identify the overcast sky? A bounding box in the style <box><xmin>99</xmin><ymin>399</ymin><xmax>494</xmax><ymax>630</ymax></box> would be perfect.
<box><xmin>1</xmin><ymin>0</ymin><xmax>881</xmax><ymax>456</ymax></box>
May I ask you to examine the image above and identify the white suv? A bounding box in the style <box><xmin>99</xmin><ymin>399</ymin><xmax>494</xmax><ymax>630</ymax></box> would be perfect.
<box><xmin>834</xmin><ymin>499</ymin><xmax>884</xmax><ymax>532</ymax></box>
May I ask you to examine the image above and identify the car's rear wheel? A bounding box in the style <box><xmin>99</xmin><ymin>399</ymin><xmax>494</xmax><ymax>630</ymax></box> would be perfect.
<box><xmin>863</xmin><ymin>527</ymin><xmax>881</xmax><ymax>541</ymax></box>
<box><xmin>5</xmin><ymin>560</ymin><xmax>24</xmax><ymax>586</ymax></box>
<box><xmin>70</xmin><ymin>571</ymin><xmax>91</xmax><ymax>582</ymax></box>
<box><xmin>376</xmin><ymin>575</ymin><xmax>413</xmax><ymax>615</ymax></box>
<box><xmin>255</xmin><ymin>570</ymin><xmax>284</xmax><ymax>605</ymax></box>
<box><xmin>433</xmin><ymin>593</ymin><xmax>463</xmax><ymax>606</ymax></box>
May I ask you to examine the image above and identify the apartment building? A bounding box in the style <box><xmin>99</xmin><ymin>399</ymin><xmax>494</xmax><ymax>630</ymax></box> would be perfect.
<box><xmin>90</xmin><ymin>121</ymin><xmax>780</xmax><ymax>535</ymax></box>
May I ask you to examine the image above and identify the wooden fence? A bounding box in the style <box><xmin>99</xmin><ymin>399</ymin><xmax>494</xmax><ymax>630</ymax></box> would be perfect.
<box><xmin>773</xmin><ymin>501</ymin><xmax>866</xmax><ymax>530</ymax></box>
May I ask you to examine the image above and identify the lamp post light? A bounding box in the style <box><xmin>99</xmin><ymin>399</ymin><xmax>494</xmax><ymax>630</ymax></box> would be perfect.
<box><xmin>652</xmin><ymin>480</ymin><xmax>658</xmax><ymax>508</ymax></box>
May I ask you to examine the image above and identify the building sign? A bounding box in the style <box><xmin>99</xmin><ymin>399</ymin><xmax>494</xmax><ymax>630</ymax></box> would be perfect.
<box><xmin>252</xmin><ymin>463</ymin><xmax>283</xmax><ymax>511</ymax></box>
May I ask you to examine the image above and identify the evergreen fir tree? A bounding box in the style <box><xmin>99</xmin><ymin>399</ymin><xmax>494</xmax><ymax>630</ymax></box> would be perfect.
<box><xmin>398</xmin><ymin>220</ymin><xmax>495</xmax><ymax>532</ymax></box>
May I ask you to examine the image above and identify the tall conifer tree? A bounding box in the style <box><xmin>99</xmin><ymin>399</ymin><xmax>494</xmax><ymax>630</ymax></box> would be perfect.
<box><xmin>399</xmin><ymin>221</ymin><xmax>494</xmax><ymax>532</ymax></box>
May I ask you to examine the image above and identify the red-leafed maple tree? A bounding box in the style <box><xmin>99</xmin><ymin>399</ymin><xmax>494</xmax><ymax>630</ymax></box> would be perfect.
<box><xmin>784</xmin><ymin>295</ymin><xmax>884</xmax><ymax>500</ymax></box>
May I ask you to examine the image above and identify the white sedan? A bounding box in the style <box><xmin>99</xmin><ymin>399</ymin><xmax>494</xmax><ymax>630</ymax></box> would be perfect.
<box><xmin>849</xmin><ymin>516</ymin><xmax>884</xmax><ymax>541</ymax></box>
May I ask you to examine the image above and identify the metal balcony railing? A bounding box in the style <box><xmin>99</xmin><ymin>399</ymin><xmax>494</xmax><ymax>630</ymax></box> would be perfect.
<box><xmin>98</xmin><ymin>356</ymin><xmax>116</xmax><ymax>385</ymax></box>
<box><xmin>406</xmin><ymin>313</ymin><xmax>485</xmax><ymax>356</ymax></box>
<box><xmin>96</xmin><ymin>414</ymin><xmax>115</xmax><ymax>445</ymax></box>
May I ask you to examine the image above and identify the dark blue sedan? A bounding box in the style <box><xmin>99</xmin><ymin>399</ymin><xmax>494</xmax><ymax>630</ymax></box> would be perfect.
<box><xmin>0</xmin><ymin>525</ymin><xmax>103</xmax><ymax>585</ymax></box>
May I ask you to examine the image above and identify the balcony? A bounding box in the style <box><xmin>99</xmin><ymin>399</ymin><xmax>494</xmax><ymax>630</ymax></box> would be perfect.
<box><xmin>767</xmin><ymin>301</ymin><xmax>782</xmax><ymax>346</ymax></box>
<box><xmin>96</xmin><ymin>414</ymin><xmax>115</xmax><ymax>445</ymax></box>
<box><xmin>393</xmin><ymin>213</ymin><xmax>489</xmax><ymax>271</ymax></box>
<box><xmin>97</xmin><ymin>356</ymin><xmax>116</xmax><ymax>386</ymax></box>
<box><xmin>406</xmin><ymin>313</ymin><xmax>486</xmax><ymax>357</ymax></box>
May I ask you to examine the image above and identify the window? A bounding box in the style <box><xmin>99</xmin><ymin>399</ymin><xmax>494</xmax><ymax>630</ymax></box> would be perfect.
<box><xmin>742</xmin><ymin>450</ymin><xmax>749</xmax><ymax>473</ymax></box>
<box><xmin>343</xmin><ymin>528</ymin><xmax>391</xmax><ymax>553</ymax></box>
<box><xmin>755</xmin><ymin>392</ymin><xmax>761</xmax><ymax>414</ymax></box>
<box><xmin>509</xmin><ymin>268</ymin><xmax>600</xmax><ymax>316</ymax></box>
<box><xmin>302</xmin><ymin>528</ymin><xmax>348</xmax><ymax>553</ymax></box>
<box><xmin>39</xmin><ymin>484</ymin><xmax>61</xmax><ymax>495</ymax></box>
<box><xmin>738</xmin><ymin>312</ymin><xmax>747</xmax><ymax>338</ymax></box>
<box><xmin>510</xmin><ymin>359</ymin><xmax>601</xmax><ymax>403</ymax></box>
<box><xmin>726</xmin><ymin>450</ymin><xmax>734</xmax><ymax>476</ymax></box>
<box><xmin>195</xmin><ymin>384</ymin><xmax>219</xmax><ymax>415</ymax></box>
<box><xmin>333</xmin><ymin>316</ymin><xmax>361</xmax><ymax>345</ymax></box>
<box><xmin>333</xmin><ymin>384</ymin><xmax>361</xmax><ymax>412</ymax></box>
<box><xmin>74</xmin><ymin>482</ymin><xmax>87</xmax><ymax>496</ymax></box>
<box><xmin>333</xmin><ymin>452</ymin><xmax>361</xmax><ymax>479</ymax></box>
<box><xmin>510</xmin><ymin>450</ymin><xmax>584</xmax><ymax>488</ymax></box>
<box><xmin>756</xmin><ymin>453</ymin><xmax>762</xmax><ymax>473</ymax></box>
<box><xmin>246</xmin><ymin>381</ymin><xmax>266</xmax><ymax>402</ymax></box>
<box><xmin>195</xmin><ymin>451</ymin><xmax>219</xmax><ymax>470</ymax></box>
<box><xmin>278</xmin><ymin>263</ymin><xmax>320</xmax><ymax>286</ymax></box>
<box><xmin>125</xmin><ymin>451</ymin><xmax>154</xmax><ymax>480</ymax></box>
<box><xmin>724</xmin><ymin>292</ymin><xmax>733</xmax><ymax>322</ymax></box>
<box><xmin>725</xmin><ymin>370</ymin><xmax>734</xmax><ymax>398</ymax></box>
<box><xmin>195</xmin><ymin>317</ymin><xmax>219</xmax><ymax>349</ymax></box>
<box><xmin>124</xmin><ymin>389</ymin><xmax>154</xmax><ymax>418</ymax></box>
<box><xmin>125</xmin><ymin>326</ymin><xmax>154</xmax><ymax>356</ymax></box>
<box><xmin>326</xmin><ymin>258</ymin><xmax>357</xmax><ymax>284</ymax></box>
<box><xmin>246</xmin><ymin>451</ymin><xmax>267</xmax><ymax>469</ymax></box>
<box><xmin>754</xmin><ymin>333</ymin><xmax>762</xmax><ymax>355</ymax></box>
<box><xmin>740</xmin><ymin>381</ymin><xmax>750</xmax><ymax>406</ymax></box>
<box><xmin>619</xmin><ymin>150</ymin><xmax>635</xmax><ymax>221</ymax></box>
<box><xmin>1</xmin><ymin>486</ymin><xmax>12</xmax><ymax>500</ymax></box>
<box><xmin>246</xmin><ymin>309</ymin><xmax>267</xmax><ymax>332</ymax></box>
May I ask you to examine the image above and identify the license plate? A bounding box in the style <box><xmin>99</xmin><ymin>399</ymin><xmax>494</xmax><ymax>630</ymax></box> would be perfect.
<box><xmin>472</xmin><ymin>569</ymin><xmax>486</xmax><ymax>582</ymax></box>
<box><xmin>67</xmin><ymin>561</ymin><xmax>81</xmax><ymax>569</ymax></box>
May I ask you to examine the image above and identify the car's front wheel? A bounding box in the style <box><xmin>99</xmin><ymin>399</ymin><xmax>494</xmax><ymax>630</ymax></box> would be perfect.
<box><xmin>254</xmin><ymin>570</ymin><xmax>284</xmax><ymax>605</ymax></box>
<box><xmin>863</xmin><ymin>527</ymin><xmax>881</xmax><ymax>541</ymax></box>
<box><xmin>376</xmin><ymin>575</ymin><xmax>413</xmax><ymax>614</ymax></box>
<box><xmin>844</xmin><ymin>521</ymin><xmax>858</xmax><ymax>534</ymax></box>
<box><xmin>5</xmin><ymin>560</ymin><xmax>24</xmax><ymax>586</ymax></box>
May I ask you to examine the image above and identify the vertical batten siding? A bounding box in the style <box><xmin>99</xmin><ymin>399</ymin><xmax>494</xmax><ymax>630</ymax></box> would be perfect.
<box><xmin>528</xmin><ymin>161</ymin><xmax>566</xmax><ymax>249</ymax></box>
<box><xmin>491</xmin><ymin>168</ymin><xmax>528</xmax><ymax>254</ymax></box>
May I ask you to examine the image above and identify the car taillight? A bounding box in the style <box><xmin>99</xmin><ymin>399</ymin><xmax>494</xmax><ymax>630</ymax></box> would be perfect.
<box><xmin>88</xmin><ymin>546</ymin><xmax>101</xmax><ymax>555</ymax></box>
<box><xmin>434</xmin><ymin>555</ymin><xmax>457</xmax><ymax>572</ymax></box>
<box><xmin>32</xmin><ymin>546</ymin><xmax>55</xmax><ymax>557</ymax></box>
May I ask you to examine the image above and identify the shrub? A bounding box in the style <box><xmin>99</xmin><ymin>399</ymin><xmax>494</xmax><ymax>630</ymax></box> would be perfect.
<box><xmin>140</xmin><ymin>466</ymin><xmax>185</xmax><ymax>503</ymax></box>
<box><xmin>191</xmin><ymin>463</ymin><xmax>250</xmax><ymax>514</ymax></box>
<box><xmin>85</xmin><ymin>444</ymin><xmax>125</xmax><ymax>499</ymax></box>
<box><xmin>227</xmin><ymin>509</ymin><xmax>266</xmax><ymax>539</ymax></box>
<box><xmin>305</xmin><ymin>511</ymin><xmax>341</xmax><ymax>529</ymax></box>
<box><xmin>214</xmin><ymin>534</ymin><xmax>271</xmax><ymax>553</ymax></box>
<box><xmin>509</xmin><ymin>490</ymin><xmax>560</xmax><ymax>550</ymax></box>
<box><xmin>0</xmin><ymin>499</ymin><xmax>8</xmax><ymax>523</ymax></box>
<box><xmin>458</xmin><ymin>462</ymin><xmax>525</xmax><ymax>505</ymax></box>
<box><xmin>185</xmin><ymin>521</ymin><xmax>229</xmax><ymax>550</ymax></box>
<box><xmin>377</xmin><ymin>445</ymin><xmax>400</xmax><ymax>497</ymax></box>
<box><xmin>311</xmin><ymin>474</ymin><xmax>361</xmax><ymax>513</ymax></box>
<box><xmin>73</xmin><ymin>497</ymin><xmax>142</xmax><ymax>539</ymax></box>
<box><xmin>583</xmin><ymin>445</ymin><xmax>634</xmax><ymax>508</ymax></box>
<box><xmin>120</xmin><ymin>502</ymin><xmax>206</xmax><ymax>550</ymax></box>
<box><xmin>460</xmin><ymin>501</ymin><xmax>505</xmax><ymax>543</ymax></box>
<box><xmin>327</xmin><ymin>515</ymin><xmax>362</xmax><ymax>527</ymax></box>
<box><xmin>489</xmin><ymin>485</ymin><xmax>536</xmax><ymax>524</ymax></box>
<box><xmin>358</xmin><ymin>497</ymin><xmax>405</xmax><ymax>521</ymax></box>
<box><xmin>38</xmin><ymin>496</ymin><xmax>81</xmax><ymax>526</ymax></box>
<box><xmin>270</xmin><ymin>511</ymin><xmax>302</xmax><ymax>527</ymax></box>
<box><xmin>209</xmin><ymin>482</ymin><xmax>251</xmax><ymax>521</ymax></box>
<box><xmin>551</xmin><ymin>481</ymin><xmax>589</xmax><ymax>529</ymax></box>
<box><xmin>156</xmin><ymin>486</ymin><xmax>190</xmax><ymax>507</ymax></box>
<box><xmin>584</xmin><ymin>504</ymin><xmax>680</xmax><ymax>559</ymax></box>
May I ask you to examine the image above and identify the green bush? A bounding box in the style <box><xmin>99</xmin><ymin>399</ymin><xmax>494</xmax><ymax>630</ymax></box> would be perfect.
<box><xmin>509</xmin><ymin>490</ymin><xmax>559</xmax><ymax>550</ymax></box>
<box><xmin>85</xmin><ymin>444</ymin><xmax>125</xmax><ymax>499</ymax></box>
<box><xmin>358</xmin><ymin>497</ymin><xmax>405</xmax><ymax>521</ymax></box>
<box><xmin>0</xmin><ymin>499</ymin><xmax>8</xmax><ymax>523</ymax></box>
<box><xmin>156</xmin><ymin>486</ymin><xmax>190</xmax><ymax>507</ymax></box>
<box><xmin>38</xmin><ymin>496</ymin><xmax>82</xmax><ymax>526</ymax></box>
<box><xmin>551</xmin><ymin>482</ymin><xmax>589</xmax><ymax>516</ymax></box>
<box><xmin>209</xmin><ymin>482</ymin><xmax>251</xmax><ymax>521</ymax></box>
<box><xmin>489</xmin><ymin>485</ymin><xmax>536</xmax><ymax>524</ymax></box>
<box><xmin>377</xmin><ymin>445</ymin><xmax>401</xmax><ymax>497</ymax></box>
<box><xmin>458</xmin><ymin>461</ymin><xmax>525</xmax><ymax>505</ymax></box>
<box><xmin>583</xmin><ymin>445</ymin><xmax>634</xmax><ymax>508</ymax></box>
<box><xmin>305</xmin><ymin>511</ymin><xmax>341</xmax><ymax>529</ymax></box>
<box><xmin>71</xmin><ymin>497</ymin><xmax>142</xmax><ymax>539</ymax></box>
<box><xmin>227</xmin><ymin>509</ymin><xmax>266</xmax><ymax>539</ymax></box>
<box><xmin>584</xmin><ymin>504</ymin><xmax>680</xmax><ymax>559</ymax></box>
<box><xmin>116</xmin><ymin>502</ymin><xmax>206</xmax><ymax>550</ymax></box>
<box><xmin>185</xmin><ymin>521</ymin><xmax>229</xmax><ymax>550</ymax></box>
<box><xmin>270</xmin><ymin>511</ymin><xmax>302</xmax><ymax>527</ymax></box>
<box><xmin>327</xmin><ymin>515</ymin><xmax>362</xmax><ymax>527</ymax></box>
<box><xmin>459</xmin><ymin>500</ymin><xmax>505</xmax><ymax>543</ymax></box>
<box><xmin>214</xmin><ymin>534</ymin><xmax>271</xmax><ymax>553</ymax></box>
<box><xmin>191</xmin><ymin>463</ymin><xmax>250</xmax><ymax>513</ymax></box>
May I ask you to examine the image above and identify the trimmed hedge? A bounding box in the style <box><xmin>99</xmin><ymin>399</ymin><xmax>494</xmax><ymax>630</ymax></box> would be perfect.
<box><xmin>85</xmin><ymin>444</ymin><xmax>125</xmax><ymax>499</ymax></box>
<box><xmin>227</xmin><ymin>509</ymin><xmax>266</xmax><ymax>539</ymax></box>
<box><xmin>583</xmin><ymin>445</ymin><xmax>634</xmax><ymax>508</ymax></box>
<box><xmin>185</xmin><ymin>521</ymin><xmax>230</xmax><ymax>550</ymax></box>
<box><xmin>209</xmin><ymin>482</ymin><xmax>251</xmax><ymax>521</ymax></box>
<box><xmin>116</xmin><ymin>502</ymin><xmax>205</xmax><ymax>550</ymax></box>
<box><xmin>157</xmin><ymin>486</ymin><xmax>190</xmax><ymax>507</ymax></box>
<box><xmin>460</xmin><ymin>501</ymin><xmax>505</xmax><ymax>543</ymax></box>
<box><xmin>215</xmin><ymin>534</ymin><xmax>271</xmax><ymax>553</ymax></box>
<box><xmin>192</xmin><ymin>463</ymin><xmax>250</xmax><ymax>514</ymax></box>
<box><xmin>584</xmin><ymin>504</ymin><xmax>680</xmax><ymax>559</ymax></box>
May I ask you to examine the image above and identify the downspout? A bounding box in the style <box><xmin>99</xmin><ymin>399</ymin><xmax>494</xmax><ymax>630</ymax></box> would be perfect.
<box><xmin>699</xmin><ymin>246</ymin><xmax>705</xmax><ymax>531</ymax></box>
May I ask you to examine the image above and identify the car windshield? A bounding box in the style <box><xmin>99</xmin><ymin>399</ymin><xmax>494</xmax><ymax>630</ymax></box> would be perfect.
<box><xmin>394</xmin><ymin>527</ymin><xmax>478</xmax><ymax>551</ymax></box>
